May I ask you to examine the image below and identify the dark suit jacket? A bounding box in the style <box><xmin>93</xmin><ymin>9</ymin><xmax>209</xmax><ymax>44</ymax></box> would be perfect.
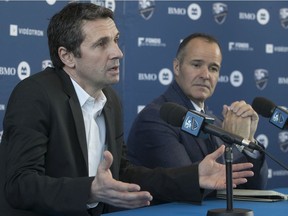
<box><xmin>0</xmin><ymin>68</ymin><xmax>203</xmax><ymax>216</ymax></box>
<box><xmin>127</xmin><ymin>80</ymin><xmax>268</xmax><ymax>189</ymax></box>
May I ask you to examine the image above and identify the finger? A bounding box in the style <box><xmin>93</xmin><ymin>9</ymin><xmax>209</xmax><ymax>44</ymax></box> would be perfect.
<box><xmin>99</xmin><ymin>150</ymin><xmax>113</xmax><ymax>171</ymax></box>
<box><xmin>232</xmin><ymin>162</ymin><xmax>253</xmax><ymax>171</ymax></box>
<box><xmin>105</xmin><ymin>190</ymin><xmax>153</xmax><ymax>209</ymax></box>
<box><xmin>208</xmin><ymin>145</ymin><xmax>225</xmax><ymax>160</ymax></box>
<box><xmin>109</xmin><ymin>179</ymin><xmax>142</xmax><ymax>192</ymax></box>
<box><xmin>232</xmin><ymin>178</ymin><xmax>248</xmax><ymax>187</ymax></box>
<box><xmin>222</xmin><ymin>105</ymin><xmax>229</xmax><ymax>117</ymax></box>
<box><xmin>232</xmin><ymin>170</ymin><xmax>254</xmax><ymax>179</ymax></box>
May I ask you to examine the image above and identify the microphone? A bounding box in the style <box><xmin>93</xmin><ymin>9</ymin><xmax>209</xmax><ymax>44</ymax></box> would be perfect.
<box><xmin>252</xmin><ymin>97</ymin><xmax>288</xmax><ymax>129</ymax></box>
<box><xmin>160</xmin><ymin>102</ymin><xmax>263</xmax><ymax>152</ymax></box>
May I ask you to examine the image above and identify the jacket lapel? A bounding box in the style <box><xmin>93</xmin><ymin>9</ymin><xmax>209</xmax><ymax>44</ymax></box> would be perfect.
<box><xmin>57</xmin><ymin>69</ymin><xmax>89</xmax><ymax>168</ymax></box>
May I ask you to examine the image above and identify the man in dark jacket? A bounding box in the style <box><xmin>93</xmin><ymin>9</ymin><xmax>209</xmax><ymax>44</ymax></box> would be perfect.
<box><xmin>0</xmin><ymin>3</ymin><xmax>254</xmax><ymax>216</ymax></box>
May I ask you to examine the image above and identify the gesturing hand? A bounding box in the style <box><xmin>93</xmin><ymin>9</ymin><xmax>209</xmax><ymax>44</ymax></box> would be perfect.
<box><xmin>198</xmin><ymin>145</ymin><xmax>254</xmax><ymax>190</ymax></box>
<box><xmin>89</xmin><ymin>151</ymin><xmax>153</xmax><ymax>209</ymax></box>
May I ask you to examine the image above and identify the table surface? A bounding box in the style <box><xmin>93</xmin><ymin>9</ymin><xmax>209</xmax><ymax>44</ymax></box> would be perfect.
<box><xmin>102</xmin><ymin>188</ymin><xmax>288</xmax><ymax>216</ymax></box>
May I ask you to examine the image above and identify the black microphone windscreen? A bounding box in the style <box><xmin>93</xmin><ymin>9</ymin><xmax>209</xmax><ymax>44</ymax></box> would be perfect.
<box><xmin>252</xmin><ymin>97</ymin><xmax>276</xmax><ymax>118</ymax></box>
<box><xmin>160</xmin><ymin>102</ymin><xmax>187</xmax><ymax>127</ymax></box>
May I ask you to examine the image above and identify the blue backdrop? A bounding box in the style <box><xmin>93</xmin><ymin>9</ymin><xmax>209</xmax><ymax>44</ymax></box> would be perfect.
<box><xmin>1</xmin><ymin>0</ymin><xmax>288</xmax><ymax>189</ymax></box>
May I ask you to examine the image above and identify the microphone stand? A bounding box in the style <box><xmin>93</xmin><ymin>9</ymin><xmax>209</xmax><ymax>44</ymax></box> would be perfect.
<box><xmin>206</xmin><ymin>145</ymin><xmax>253</xmax><ymax>216</ymax></box>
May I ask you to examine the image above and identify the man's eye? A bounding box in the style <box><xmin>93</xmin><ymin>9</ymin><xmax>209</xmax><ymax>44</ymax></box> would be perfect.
<box><xmin>192</xmin><ymin>63</ymin><xmax>201</xmax><ymax>68</ymax></box>
<box><xmin>210</xmin><ymin>67</ymin><xmax>219</xmax><ymax>72</ymax></box>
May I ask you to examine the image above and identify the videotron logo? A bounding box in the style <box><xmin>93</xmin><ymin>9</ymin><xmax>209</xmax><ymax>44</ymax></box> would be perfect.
<box><xmin>265</xmin><ymin>43</ymin><xmax>288</xmax><ymax>54</ymax></box>
<box><xmin>9</xmin><ymin>24</ymin><xmax>44</xmax><ymax>37</ymax></box>
<box><xmin>10</xmin><ymin>24</ymin><xmax>18</xmax><ymax>36</ymax></box>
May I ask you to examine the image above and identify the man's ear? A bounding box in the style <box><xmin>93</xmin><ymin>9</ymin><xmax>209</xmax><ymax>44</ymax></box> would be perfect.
<box><xmin>58</xmin><ymin>46</ymin><xmax>75</xmax><ymax>68</ymax></box>
<box><xmin>173</xmin><ymin>58</ymin><xmax>180</xmax><ymax>76</ymax></box>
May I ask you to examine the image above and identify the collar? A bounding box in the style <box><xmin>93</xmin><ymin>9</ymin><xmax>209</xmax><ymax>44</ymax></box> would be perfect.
<box><xmin>70</xmin><ymin>78</ymin><xmax>107</xmax><ymax>116</ymax></box>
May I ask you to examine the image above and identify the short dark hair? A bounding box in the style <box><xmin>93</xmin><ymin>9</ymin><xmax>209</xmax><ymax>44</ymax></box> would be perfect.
<box><xmin>47</xmin><ymin>2</ymin><xmax>114</xmax><ymax>69</ymax></box>
<box><xmin>176</xmin><ymin>33</ymin><xmax>222</xmax><ymax>64</ymax></box>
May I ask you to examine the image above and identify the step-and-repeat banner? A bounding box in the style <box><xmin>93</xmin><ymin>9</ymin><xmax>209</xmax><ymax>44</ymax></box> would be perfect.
<box><xmin>1</xmin><ymin>0</ymin><xmax>288</xmax><ymax>189</ymax></box>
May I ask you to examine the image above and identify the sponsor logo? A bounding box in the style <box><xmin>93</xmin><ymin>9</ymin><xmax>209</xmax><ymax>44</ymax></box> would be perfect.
<box><xmin>254</xmin><ymin>69</ymin><xmax>268</xmax><ymax>90</ymax></box>
<box><xmin>230</xmin><ymin>70</ymin><xmax>243</xmax><ymax>87</ymax></box>
<box><xmin>10</xmin><ymin>24</ymin><xmax>44</xmax><ymax>37</ymax></box>
<box><xmin>10</xmin><ymin>24</ymin><xmax>18</xmax><ymax>36</ymax></box>
<box><xmin>265</xmin><ymin>43</ymin><xmax>288</xmax><ymax>54</ymax></box>
<box><xmin>17</xmin><ymin>61</ymin><xmax>31</xmax><ymax>80</ymax></box>
<box><xmin>137</xmin><ymin>68</ymin><xmax>173</xmax><ymax>86</ymax></box>
<box><xmin>228</xmin><ymin>42</ymin><xmax>253</xmax><ymax>51</ymax></box>
<box><xmin>271</xmin><ymin>170</ymin><xmax>288</xmax><ymax>177</ymax></box>
<box><xmin>239</xmin><ymin>12</ymin><xmax>255</xmax><ymax>20</ymax></box>
<box><xmin>279</xmin><ymin>131</ymin><xmax>288</xmax><ymax>152</ymax></box>
<box><xmin>256</xmin><ymin>134</ymin><xmax>269</xmax><ymax>149</ymax></box>
<box><xmin>138</xmin><ymin>73</ymin><xmax>157</xmax><ymax>81</ymax></box>
<box><xmin>137</xmin><ymin>37</ymin><xmax>166</xmax><ymax>47</ymax></box>
<box><xmin>218</xmin><ymin>75</ymin><xmax>229</xmax><ymax>83</ymax></box>
<box><xmin>212</xmin><ymin>3</ymin><xmax>228</xmax><ymax>24</ymax></box>
<box><xmin>46</xmin><ymin>0</ymin><xmax>56</xmax><ymax>5</ymax></box>
<box><xmin>183</xmin><ymin>115</ymin><xmax>198</xmax><ymax>131</ymax></box>
<box><xmin>168</xmin><ymin>7</ymin><xmax>186</xmax><ymax>15</ymax></box>
<box><xmin>0</xmin><ymin>104</ymin><xmax>5</xmax><ymax>111</ymax></box>
<box><xmin>187</xmin><ymin>3</ymin><xmax>201</xmax><ymax>20</ymax></box>
<box><xmin>91</xmin><ymin>0</ymin><xmax>116</xmax><ymax>12</ymax></box>
<box><xmin>239</xmin><ymin>8</ymin><xmax>270</xmax><ymax>25</ymax></box>
<box><xmin>278</xmin><ymin>77</ymin><xmax>288</xmax><ymax>85</ymax></box>
<box><xmin>139</xmin><ymin>0</ymin><xmax>155</xmax><ymax>20</ymax></box>
<box><xmin>279</xmin><ymin>8</ymin><xmax>288</xmax><ymax>29</ymax></box>
<box><xmin>266</xmin><ymin>44</ymin><xmax>274</xmax><ymax>54</ymax></box>
<box><xmin>268</xmin><ymin>168</ymin><xmax>272</xmax><ymax>178</ymax></box>
<box><xmin>158</xmin><ymin>68</ymin><xmax>173</xmax><ymax>85</ymax></box>
<box><xmin>257</xmin><ymin>8</ymin><xmax>270</xmax><ymax>25</ymax></box>
<box><xmin>268</xmin><ymin>168</ymin><xmax>288</xmax><ymax>178</ymax></box>
<box><xmin>42</xmin><ymin>60</ymin><xmax>53</xmax><ymax>70</ymax></box>
<box><xmin>0</xmin><ymin>66</ymin><xmax>16</xmax><ymax>76</ymax></box>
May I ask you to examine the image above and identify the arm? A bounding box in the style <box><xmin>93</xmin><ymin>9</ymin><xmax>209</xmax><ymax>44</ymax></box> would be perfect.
<box><xmin>3</xmin><ymin>78</ymin><xmax>93</xmax><ymax>214</ymax></box>
<box><xmin>222</xmin><ymin>100</ymin><xmax>268</xmax><ymax>189</ymax></box>
<box><xmin>222</xmin><ymin>100</ymin><xmax>258</xmax><ymax>140</ymax></box>
<box><xmin>127</xmin><ymin>104</ymin><xmax>194</xmax><ymax>168</ymax></box>
<box><xmin>89</xmin><ymin>146</ymin><xmax>254</xmax><ymax>207</ymax></box>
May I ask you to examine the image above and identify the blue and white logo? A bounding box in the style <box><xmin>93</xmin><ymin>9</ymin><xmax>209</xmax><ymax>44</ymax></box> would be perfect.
<box><xmin>213</xmin><ymin>3</ymin><xmax>228</xmax><ymax>24</ymax></box>
<box><xmin>139</xmin><ymin>0</ymin><xmax>155</xmax><ymax>20</ymax></box>
<box><xmin>254</xmin><ymin>69</ymin><xmax>268</xmax><ymax>90</ymax></box>
<box><xmin>280</xmin><ymin>8</ymin><xmax>288</xmax><ymax>29</ymax></box>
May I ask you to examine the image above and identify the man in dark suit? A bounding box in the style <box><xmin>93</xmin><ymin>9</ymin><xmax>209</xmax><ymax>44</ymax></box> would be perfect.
<box><xmin>0</xmin><ymin>3</ymin><xmax>254</xmax><ymax>216</ymax></box>
<box><xmin>127</xmin><ymin>33</ymin><xmax>268</xmax><ymax>190</ymax></box>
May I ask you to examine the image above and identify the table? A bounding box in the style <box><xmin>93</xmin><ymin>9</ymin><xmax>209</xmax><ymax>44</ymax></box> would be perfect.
<box><xmin>103</xmin><ymin>188</ymin><xmax>288</xmax><ymax>216</ymax></box>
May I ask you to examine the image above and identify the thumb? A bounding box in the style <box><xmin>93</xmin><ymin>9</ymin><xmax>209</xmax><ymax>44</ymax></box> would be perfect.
<box><xmin>99</xmin><ymin>150</ymin><xmax>113</xmax><ymax>171</ymax></box>
<box><xmin>222</xmin><ymin>105</ymin><xmax>229</xmax><ymax>117</ymax></box>
<box><xmin>209</xmin><ymin>145</ymin><xmax>225</xmax><ymax>160</ymax></box>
